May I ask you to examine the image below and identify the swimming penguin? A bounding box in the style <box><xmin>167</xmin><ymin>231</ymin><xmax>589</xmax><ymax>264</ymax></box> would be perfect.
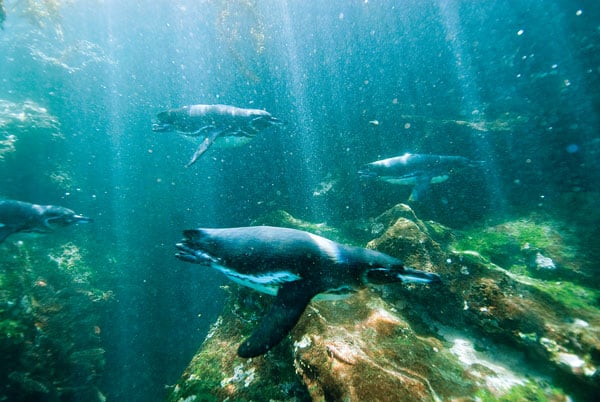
<box><xmin>358</xmin><ymin>153</ymin><xmax>485</xmax><ymax>201</ymax></box>
<box><xmin>175</xmin><ymin>226</ymin><xmax>440</xmax><ymax>358</ymax></box>
<box><xmin>152</xmin><ymin>104</ymin><xmax>282</xmax><ymax>167</ymax></box>
<box><xmin>0</xmin><ymin>199</ymin><xmax>92</xmax><ymax>244</ymax></box>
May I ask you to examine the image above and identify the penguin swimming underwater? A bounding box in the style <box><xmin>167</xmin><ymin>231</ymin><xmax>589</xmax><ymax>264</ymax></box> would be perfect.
<box><xmin>358</xmin><ymin>153</ymin><xmax>485</xmax><ymax>201</ymax></box>
<box><xmin>0</xmin><ymin>199</ymin><xmax>92</xmax><ymax>244</ymax></box>
<box><xmin>152</xmin><ymin>104</ymin><xmax>282</xmax><ymax>167</ymax></box>
<box><xmin>175</xmin><ymin>225</ymin><xmax>440</xmax><ymax>358</ymax></box>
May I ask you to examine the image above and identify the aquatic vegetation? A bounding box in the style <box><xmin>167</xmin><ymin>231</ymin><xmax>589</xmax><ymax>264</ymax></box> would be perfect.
<box><xmin>451</xmin><ymin>217</ymin><xmax>579</xmax><ymax>279</ymax></box>
<box><xmin>0</xmin><ymin>241</ymin><xmax>111</xmax><ymax>401</ymax></box>
<box><xmin>9</xmin><ymin>0</ymin><xmax>69</xmax><ymax>41</ymax></box>
<box><xmin>215</xmin><ymin>0</ymin><xmax>268</xmax><ymax>82</ymax></box>
<box><xmin>14</xmin><ymin>0</ymin><xmax>65</xmax><ymax>29</ymax></box>
<box><xmin>397</xmin><ymin>112</ymin><xmax>529</xmax><ymax>133</ymax></box>
<box><xmin>50</xmin><ymin>241</ymin><xmax>84</xmax><ymax>270</ymax></box>
<box><xmin>0</xmin><ymin>0</ymin><xmax>5</xmax><ymax>28</ymax></box>
<box><xmin>251</xmin><ymin>209</ymin><xmax>350</xmax><ymax>243</ymax></box>
<box><xmin>48</xmin><ymin>242</ymin><xmax>98</xmax><ymax>287</ymax></box>
<box><xmin>0</xmin><ymin>99</ymin><xmax>60</xmax><ymax>136</ymax></box>
<box><xmin>27</xmin><ymin>39</ymin><xmax>116</xmax><ymax>73</ymax></box>
<box><xmin>0</xmin><ymin>133</ymin><xmax>16</xmax><ymax>160</ymax></box>
<box><xmin>475</xmin><ymin>379</ymin><xmax>567</xmax><ymax>402</ymax></box>
<box><xmin>167</xmin><ymin>205</ymin><xmax>596</xmax><ymax>401</ymax></box>
<box><xmin>5</xmin><ymin>2</ymin><xmax>114</xmax><ymax>73</ymax></box>
<box><xmin>527</xmin><ymin>279</ymin><xmax>599</xmax><ymax>314</ymax></box>
<box><xmin>0</xmin><ymin>99</ymin><xmax>62</xmax><ymax>161</ymax></box>
<box><xmin>0</xmin><ymin>318</ymin><xmax>26</xmax><ymax>341</ymax></box>
<box><xmin>48</xmin><ymin>169</ymin><xmax>74</xmax><ymax>191</ymax></box>
<box><xmin>0</xmin><ymin>99</ymin><xmax>71</xmax><ymax>197</ymax></box>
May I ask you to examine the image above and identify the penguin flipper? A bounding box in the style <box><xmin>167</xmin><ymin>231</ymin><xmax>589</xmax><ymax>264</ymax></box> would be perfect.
<box><xmin>408</xmin><ymin>175</ymin><xmax>432</xmax><ymax>202</ymax></box>
<box><xmin>0</xmin><ymin>227</ymin><xmax>14</xmax><ymax>243</ymax></box>
<box><xmin>185</xmin><ymin>129</ymin><xmax>222</xmax><ymax>167</ymax></box>
<box><xmin>237</xmin><ymin>280</ymin><xmax>316</xmax><ymax>358</ymax></box>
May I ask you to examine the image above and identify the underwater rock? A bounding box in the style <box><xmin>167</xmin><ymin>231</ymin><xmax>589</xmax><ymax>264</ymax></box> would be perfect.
<box><xmin>451</xmin><ymin>216</ymin><xmax>583</xmax><ymax>282</ymax></box>
<box><xmin>365</xmin><ymin>203</ymin><xmax>447</xmax><ymax>272</ymax></box>
<box><xmin>167</xmin><ymin>206</ymin><xmax>598</xmax><ymax>401</ymax></box>
<box><xmin>291</xmin><ymin>292</ymin><xmax>475</xmax><ymax>401</ymax></box>
<box><xmin>535</xmin><ymin>252</ymin><xmax>556</xmax><ymax>270</ymax></box>
<box><xmin>251</xmin><ymin>209</ymin><xmax>349</xmax><ymax>243</ymax></box>
<box><xmin>433</xmin><ymin>236</ymin><xmax>599</xmax><ymax>395</ymax></box>
<box><xmin>361</xmin><ymin>204</ymin><xmax>599</xmax><ymax>394</ymax></box>
<box><xmin>165</xmin><ymin>287</ymin><xmax>310</xmax><ymax>402</ymax></box>
<box><xmin>0</xmin><ymin>241</ymin><xmax>110</xmax><ymax>401</ymax></box>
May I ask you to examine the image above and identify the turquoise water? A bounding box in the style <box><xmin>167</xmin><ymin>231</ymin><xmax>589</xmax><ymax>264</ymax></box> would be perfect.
<box><xmin>1</xmin><ymin>1</ymin><xmax>598</xmax><ymax>401</ymax></box>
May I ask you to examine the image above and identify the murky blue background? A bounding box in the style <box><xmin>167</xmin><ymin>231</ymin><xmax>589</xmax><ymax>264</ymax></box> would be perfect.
<box><xmin>1</xmin><ymin>1</ymin><xmax>598</xmax><ymax>400</ymax></box>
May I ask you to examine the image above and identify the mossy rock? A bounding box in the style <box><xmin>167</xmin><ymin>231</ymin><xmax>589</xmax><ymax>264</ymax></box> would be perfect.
<box><xmin>451</xmin><ymin>217</ymin><xmax>580</xmax><ymax>281</ymax></box>
<box><xmin>475</xmin><ymin>379</ymin><xmax>567</xmax><ymax>402</ymax></box>
<box><xmin>251</xmin><ymin>209</ymin><xmax>349</xmax><ymax>243</ymax></box>
<box><xmin>166</xmin><ymin>288</ymin><xmax>310</xmax><ymax>402</ymax></box>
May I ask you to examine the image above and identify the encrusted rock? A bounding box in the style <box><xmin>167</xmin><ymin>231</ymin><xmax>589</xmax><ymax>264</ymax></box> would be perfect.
<box><xmin>167</xmin><ymin>205</ymin><xmax>598</xmax><ymax>401</ymax></box>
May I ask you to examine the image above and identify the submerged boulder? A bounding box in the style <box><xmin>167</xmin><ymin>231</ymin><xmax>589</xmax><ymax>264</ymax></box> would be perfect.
<box><xmin>0</xmin><ymin>241</ymin><xmax>111</xmax><ymax>401</ymax></box>
<box><xmin>165</xmin><ymin>286</ymin><xmax>309</xmax><ymax>402</ymax></box>
<box><xmin>167</xmin><ymin>204</ymin><xmax>598</xmax><ymax>401</ymax></box>
<box><xmin>291</xmin><ymin>292</ymin><xmax>473</xmax><ymax>402</ymax></box>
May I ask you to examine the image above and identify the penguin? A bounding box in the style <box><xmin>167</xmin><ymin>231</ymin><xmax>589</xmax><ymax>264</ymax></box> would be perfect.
<box><xmin>175</xmin><ymin>225</ymin><xmax>440</xmax><ymax>358</ymax></box>
<box><xmin>358</xmin><ymin>153</ymin><xmax>485</xmax><ymax>201</ymax></box>
<box><xmin>152</xmin><ymin>104</ymin><xmax>282</xmax><ymax>167</ymax></box>
<box><xmin>0</xmin><ymin>199</ymin><xmax>92</xmax><ymax>244</ymax></box>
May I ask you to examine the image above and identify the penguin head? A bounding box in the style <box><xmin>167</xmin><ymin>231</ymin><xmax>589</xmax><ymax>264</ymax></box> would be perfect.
<box><xmin>357</xmin><ymin>163</ymin><xmax>379</xmax><ymax>179</ymax></box>
<box><xmin>41</xmin><ymin>206</ymin><xmax>92</xmax><ymax>230</ymax></box>
<box><xmin>152</xmin><ymin>108</ymin><xmax>182</xmax><ymax>132</ymax></box>
<box><xmin>249</xmin><ymin>112</ymin><xmax>284</xmax><ymax>130</ymax></box>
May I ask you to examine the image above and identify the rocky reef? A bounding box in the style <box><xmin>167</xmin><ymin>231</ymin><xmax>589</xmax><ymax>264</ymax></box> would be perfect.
<box><xmin>0</xmin><ymin>240</ymin><xmax>112</xmax><ymax>401</ymax></box>
<box><xmin>167</xmin><ymin>204</ymin><xmax>598</xmax><ymax>401</ymax></box>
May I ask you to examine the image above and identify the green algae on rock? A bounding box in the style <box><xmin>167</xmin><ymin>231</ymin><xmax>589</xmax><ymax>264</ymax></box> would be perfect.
<box><xmin>251</xmin><ymin>209</ymin><xmax>351</xmax><ymax>244</ymax></box>
<box><xmin>0</xmin><ymin>241</ymin><xmax>111</xmax><ymax>401</ymax></box>
<box><xmin>166</xmin><ymin>287</ymin><xmax>309</xmax><ymax>402</ymax></box>
<box><xmin>167</xmin><ymin>205</ymin><xmax>596</xmax><ymax>401</ymax></box>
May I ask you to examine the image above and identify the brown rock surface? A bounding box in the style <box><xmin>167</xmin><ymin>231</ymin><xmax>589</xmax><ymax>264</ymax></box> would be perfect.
<box><xmin>167</xmin><ymin>204</ymin><xmax>598</xmax><ymax>401</ymax></box>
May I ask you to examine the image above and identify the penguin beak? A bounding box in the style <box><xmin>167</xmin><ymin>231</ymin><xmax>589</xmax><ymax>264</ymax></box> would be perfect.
<box><xmin>44</xmin><ymin>213</ymin><xmax>92</xmax><ymax>229</ymax></box>
<box><xmin>357</xmin><ymin>165</ymin><xmax>378</xmax><ymax>179</ymax></box>
<box><xmin>71</xmin><ymin>214</ymin><xmax>93</xmax><ymax>224</ymax></box>
<box><xmin>269</xmin><ymin>116</ymin><xmax>285</xmax><ymax>125</ymax></box>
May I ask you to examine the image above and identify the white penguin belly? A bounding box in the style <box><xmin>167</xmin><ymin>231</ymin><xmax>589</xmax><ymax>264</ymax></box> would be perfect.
<box><xmin>212</xmin><ymin>262</ymin><xmax>301</xmax><ymax>295</ymax></box>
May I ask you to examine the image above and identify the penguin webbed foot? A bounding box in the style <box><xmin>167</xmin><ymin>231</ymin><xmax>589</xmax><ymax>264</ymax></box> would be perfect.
<box><xmin>366</xmin><ymin>267</ymin><xmax>441</xmax><ymax>285</ymax></box>
<box><xmin>71</xmin><ymin>214</ymin><xmax>93</xmax><ymax>224</ymax></box>
<box><xmin>175</xmin><ymin>242</ymin><xmax>214</xmax><ymax>265</ymax></box>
